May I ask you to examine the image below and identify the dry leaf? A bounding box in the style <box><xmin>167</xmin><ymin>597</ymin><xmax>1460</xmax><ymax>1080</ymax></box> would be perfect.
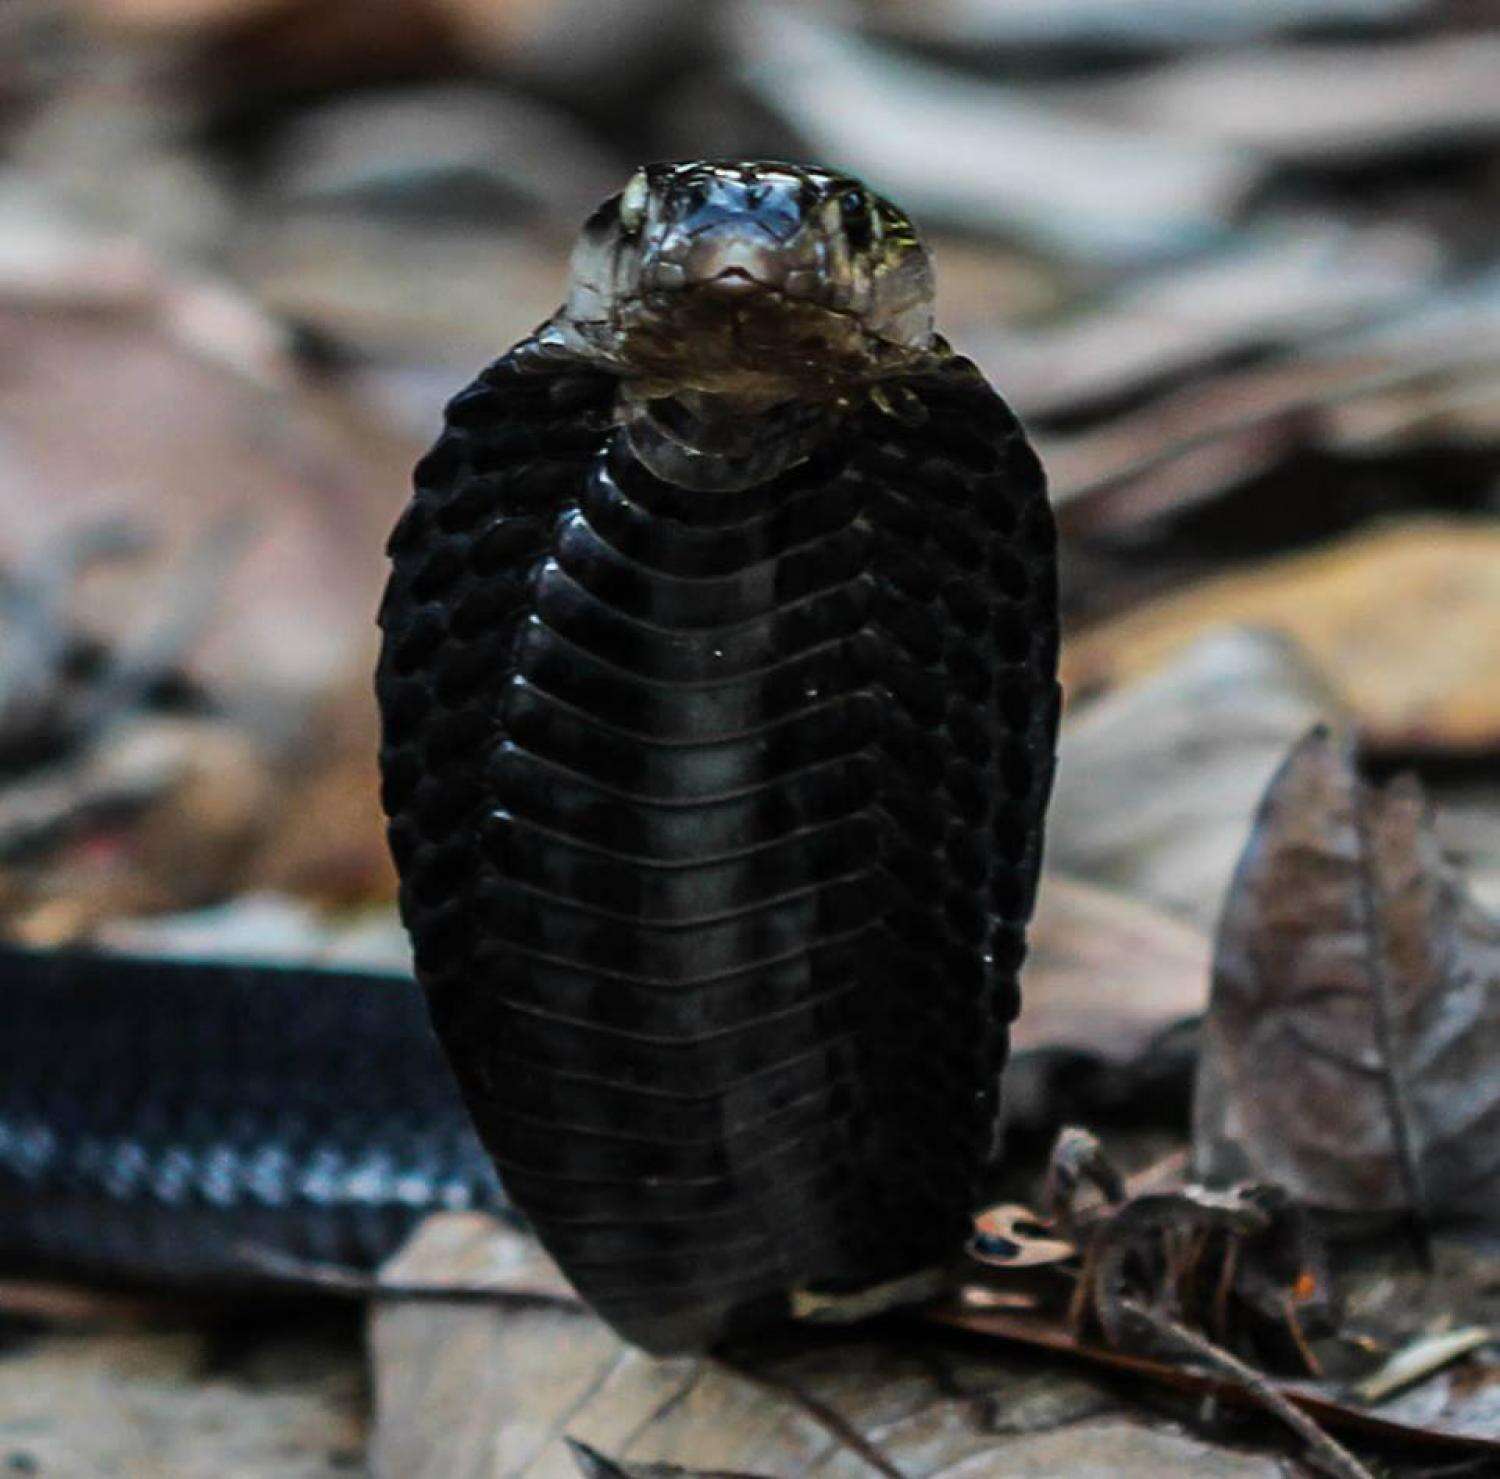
<box><xmin>0</xmin><ymin>716</ymin><xmax>280</xmax><ymax>934</ymax></box>
<box><xmin>1088</xmin><ymin>35</ymin><xmax>1500</xmax><ymax>162</ymax></box>
<box><xmin>369</xmin><ymin>1218</ymin><xmax>1295</xmax><ymax>1478</ymax></box>
<box><xmin>1366</xmin><ymin>1353</ymin><xmax>1500</xmax><ymax>1443</ymax></box>
<box><xmin>370</xmin><ymin>1212</ymin><xmax>1494</xmax><ymax>1474</ymax></box>
<box><xmin>1050</xmin><ymin>628</ymin><xmax>1341</xmax><ymax>928</ymax></box>
<box><xmin>868</xmin><ymin>0</ymin><xmax>1425</xmax><ymax>49</ymax></box>
<box><xmin>1194</xmin><ymin>727</ymin><xmax>1500</xmax><ymax>1231</ymax></box>
<box><xmin>1061</xmin><ymin>521</ymin><xmax>1500</xmax><ymax>754</ymax></box>
<box><xmin>1017</xmin><ymin>874</ymin><xmax>1211</xmax><ymax>1058</ymax></box>
<box><xmin>975</xmin><ymin>219</ymin><xmax>1438</xmax><ymax>421</ymax></box>
<box><xmin>238</xmin><ymin>213</ymin><xmax>566</xmax><ymax>366</ymax></box>
<box><xmin>265</xmin><ymin>84</ymin><xmax>616</xmax><ymax>220</ymax></box>
<box><xmin>926</xmin><ymin>1302</ymin><xmax>1500</xmax><ymax>1464</ymax></box>
<box><xmin>1004</xmin><ymin>878</ymin><xmax>1209</xmax><ymax>1162</ymax></box>
<box><xmin>244</xmin><ymin>675</ymin><xmax>396</xmax><ymax>907</ymax></box>
<box><xmin>0</xmin><ymin>302</ymin><xmax>414</xmax><ymax>701</ymax></box>
<box><xmin>379</xmin><ymin>1212</ymin><xmax>580</xmax><ymax>1305</ymax></box>
<box><xmin>1046</xmin><ymin>277</ymin><xmax>1500</xmax><ymax>524</ymax></box>
<box><xmin>731</xmin><ymin>3</ymin><xmax>1255</xmax><ymax>263</ymax></box>
<box><xmin>0</xmin><ymin>1328</ymin><xmax>364</xmax><ymax>1477</ymax></box>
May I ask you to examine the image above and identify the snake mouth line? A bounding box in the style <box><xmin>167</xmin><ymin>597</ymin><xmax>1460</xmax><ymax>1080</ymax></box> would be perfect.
<box><xmin>633</xmin><ymin>278</ymin><xmax>860</xmax><ymax>321</ymax></box>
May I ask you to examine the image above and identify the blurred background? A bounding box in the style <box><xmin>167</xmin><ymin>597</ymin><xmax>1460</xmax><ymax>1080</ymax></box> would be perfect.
<box><xmin>1</xmin><ymin>0</ymin><xmax>1498</xmax><ymax>1470</ymax></box>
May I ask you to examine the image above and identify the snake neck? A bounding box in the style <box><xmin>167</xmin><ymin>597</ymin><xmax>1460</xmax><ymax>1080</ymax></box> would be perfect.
<box><xmin>615</xmin><ymin>384</ymin><xmax>850</xmax><ymax>492</ymax></box>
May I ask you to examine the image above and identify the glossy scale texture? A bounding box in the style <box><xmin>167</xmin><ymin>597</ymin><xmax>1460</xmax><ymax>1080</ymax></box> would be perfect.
<box><xmin>0</xmin><ymin>946</ymin><xmax>503</xmax><ymax>1286</ymax></box>
<box><xmin>376</xmin><ymin>347</ymin><xmax>1059</xmax><ymax>1352</ymax></box>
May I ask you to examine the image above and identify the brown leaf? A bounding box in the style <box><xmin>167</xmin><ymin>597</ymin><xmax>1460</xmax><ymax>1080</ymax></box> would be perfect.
<box><xmin>0</xmin><ymin>1328</ymin><xmax>364</xmax><ymax>1476</ymax></box>
<box><xmin>1086</xmin><ymin>35</ymin><xmax>1500</xmax><ymax>162</ymax></box>
<box><xmin>244</xmin><ymin>674</ymin><xmax>396</xmax><ymax>907</ymax></box>
<box><xmin>0</xmin><ymin>303</ymin><xmax>415</xmax><ymax>702</ymax></box>
<box><xmin>924</xmin><ymin>1303</ymin><xmax>1500</xmax><ymax>1461</ymax></box>
<box><xmin>974</xmin><ymin>219</ymin><xmax>1439</xmax><ymax>422</ymax></box>
<box><xmin>1050</xmin><ymin>627</ymin><xmax>1341</xmax><ymax>928</ymax></box>
<box><xmin>0</xmin><ymin>716</ymin><xmax>281</xmax><ymax>935</ymax></box>
<box><xmin>969</xmin><ymin>1203</ymin><xmax>1077</xmax><ymax>1269</ymax></box>
<box><xmin>239</xmin><ymin>213</ymin><xmax>567</xmax><ymax>367</ymax></box>
<box><xmin>378</xmin><ymin>1212</ymin><xmax>581</xmax><ymax>1305</ymax></box>
<box><xmin>1060</xmin><ymin>521</ymin><xmax>1500</xmax><ymax>754</ymax></box>
<box><xmin>1193</xmin><ymin>727</ymin><xmax>1500</xmax><ymax>1231</ymax></box>
<box><xmin>1017</xmin><ymin>874</ymin><xmax>1211</xmax><ymax>1058</ymax></box>
<box><xmin>368</xmin><ymin>1218</ymin><xmax>1298</xmax><ymax>1477</ymax></box>
<box><xmin>1047</xmin><ymin>295</ymin><xmax>1500</xmax><ymax>528</ymax></box>
<box><xmin>366</xmin><ymin>1212</ymin><xmax>1486</xmax><ymax>1473</ymax></box>
<box><xmin>730</xmin><ymin>4</ymin><xmax>1255</xmax><ymax>264</ymax></box>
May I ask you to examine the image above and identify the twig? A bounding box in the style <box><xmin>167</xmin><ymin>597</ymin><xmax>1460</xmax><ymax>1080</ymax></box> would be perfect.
<box><xmin>1353</xmin><ymin>1327</ymin><xmax>1494</xmax><ymax>1405</ymax></box>
<box><xmin>719</xmin><ymin>1358</ymin><xmax>904</xmax><ymax>1479</ymax></box>
<box><xmin>1120</xmin><ymin>1298</ymin><xmax>1375</xmax><ymax>1479</ymax></box>
<box><xmin>234</xmin><ymin>1243</ymin><xmax>580</xmax><ymax>1306</ymax></box>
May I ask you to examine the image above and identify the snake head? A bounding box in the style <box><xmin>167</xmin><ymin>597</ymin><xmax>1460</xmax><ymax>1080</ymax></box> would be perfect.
<box><xmin>553</xmin><ymin>160</ymin><xmax>938</xmax><ymax>398</ymax></box>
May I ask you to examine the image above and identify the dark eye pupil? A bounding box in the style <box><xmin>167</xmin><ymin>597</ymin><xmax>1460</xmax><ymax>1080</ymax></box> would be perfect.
<box><xmin>839</xmin><ymin>190</ymin><xmax>872</xmax><ymax>248</ymax></box>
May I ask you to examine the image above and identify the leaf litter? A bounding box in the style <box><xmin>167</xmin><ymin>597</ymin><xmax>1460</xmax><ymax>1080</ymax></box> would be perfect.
<box><xmin>365</xmin><ymin>728</ymin><xmax>1500</xmax><ymax>1474</ymax></box>
<box><xmin>1195</xmin><ymin>726</ymin><xmax>1500</xmax><ymax>1233</ymax></box>
<box><xmin>5</xmin><ymin>0</ymin><xmax>1500</xmax><ymax>1473</ymax></box>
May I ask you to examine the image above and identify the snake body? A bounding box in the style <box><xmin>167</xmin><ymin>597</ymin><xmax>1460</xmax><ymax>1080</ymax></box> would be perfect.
<box><xmin>0</xmin><ymin>946</ymin><xmax>503</xmax><ymax>1287</ymax></box>
<box><xmin>376</xmin><ymin>162</ymin><xmax>1058</xmax><ymax>1352</ymax></box>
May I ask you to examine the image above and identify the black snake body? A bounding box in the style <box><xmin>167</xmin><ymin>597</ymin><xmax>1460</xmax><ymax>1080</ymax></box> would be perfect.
<box><xmin>0</xmin><ymin>946</ymin><xmax>503</xmax><ymax>1287</ymax></box>
<box><xmin>0</xmin><ymin>163</ymin><xmax>1057</xmax><ymax>1354</ymax></box>
<box><xmin>375</xmin><ymin>162</ymin><xmax>1059</xmax><ymax>1352</ymax></box>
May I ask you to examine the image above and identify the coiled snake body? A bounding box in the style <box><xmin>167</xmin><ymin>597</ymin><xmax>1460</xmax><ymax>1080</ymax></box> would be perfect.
<box><xmin>376</xmin><ymin>161</ymin><xmax>1059</xmax><ymax>1352</ymax></box>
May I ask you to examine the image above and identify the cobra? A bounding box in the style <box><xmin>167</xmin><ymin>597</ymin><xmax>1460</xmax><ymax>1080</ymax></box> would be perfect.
<box><xmin>375</xmin><ymin>160</ymin><xmax>1060</xmax><ymax>1353</ymax></box>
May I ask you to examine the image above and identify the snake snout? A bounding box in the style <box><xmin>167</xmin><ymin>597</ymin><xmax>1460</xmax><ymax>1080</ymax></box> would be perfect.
<box><xmin>671</xmin><ymin>227</ymin><xmax>788</xmax><ymax>297</ymax></box>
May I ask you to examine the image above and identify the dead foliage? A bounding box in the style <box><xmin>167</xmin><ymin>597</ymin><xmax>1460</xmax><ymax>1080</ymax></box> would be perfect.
<box><xmin>1195</xmin><ymin>727</ymin><xmax>1500</xmax><ymax>1236</ymax></box>
<box><xmin>2</xmin><ymin>0</ymin><xmax>1500</xmax><ymax>1472</ymax></box>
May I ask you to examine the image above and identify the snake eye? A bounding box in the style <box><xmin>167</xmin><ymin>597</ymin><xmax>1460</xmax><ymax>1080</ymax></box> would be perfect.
<box><xmin>618</xmin><ymin>170</ymin><xmax>649</xmax><ymax>234</ymax></box>
<box><xmin>839</xmin><ymin>189</ymin><xmax>873</xmax><ymax>250</ymax></box>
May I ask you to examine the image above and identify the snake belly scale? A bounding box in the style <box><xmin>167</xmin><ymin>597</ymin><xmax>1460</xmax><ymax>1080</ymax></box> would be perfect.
<box><xmin>376</xmin><ymin>160</ymin><xmax>1060</xmax><ymax>1353</ymax></box>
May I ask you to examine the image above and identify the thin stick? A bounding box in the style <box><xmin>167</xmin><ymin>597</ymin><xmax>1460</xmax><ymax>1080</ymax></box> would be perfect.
<box><xmin>1121</xmin><ymin>1299</ymin><xmax>1374</xmax><ymax>1479</ymax></box>
<box><xmin>235</xmin><ymin>1244</ymin><xmax>580</xmax><ymax>1306</ymax></box>
<box><xmin>720</xmin><ymin>1358</ymin><xmax>904</xmax><ymax>1479</ymax></box>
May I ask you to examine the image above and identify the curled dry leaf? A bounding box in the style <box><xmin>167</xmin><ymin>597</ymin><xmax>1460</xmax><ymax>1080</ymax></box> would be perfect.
<box><xmin>1061</xmin><ymin>521</ymin><xmax>1500</xmax><ymax>754</ymax></box>
<box><xmin>969</xmin><ymin>1203</ymin><xmax>1077</xmax><ymax>1269</ymax></box>
<box><xmin>1194</xmin><ymin>727</ymin><xmax>1500</xmax><ymax>1233</ymax></box>
<box><xmin>1022</xmin><ymin>1129</ymin><xmax>1338</xmax><ymax>1371</ymax></box>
